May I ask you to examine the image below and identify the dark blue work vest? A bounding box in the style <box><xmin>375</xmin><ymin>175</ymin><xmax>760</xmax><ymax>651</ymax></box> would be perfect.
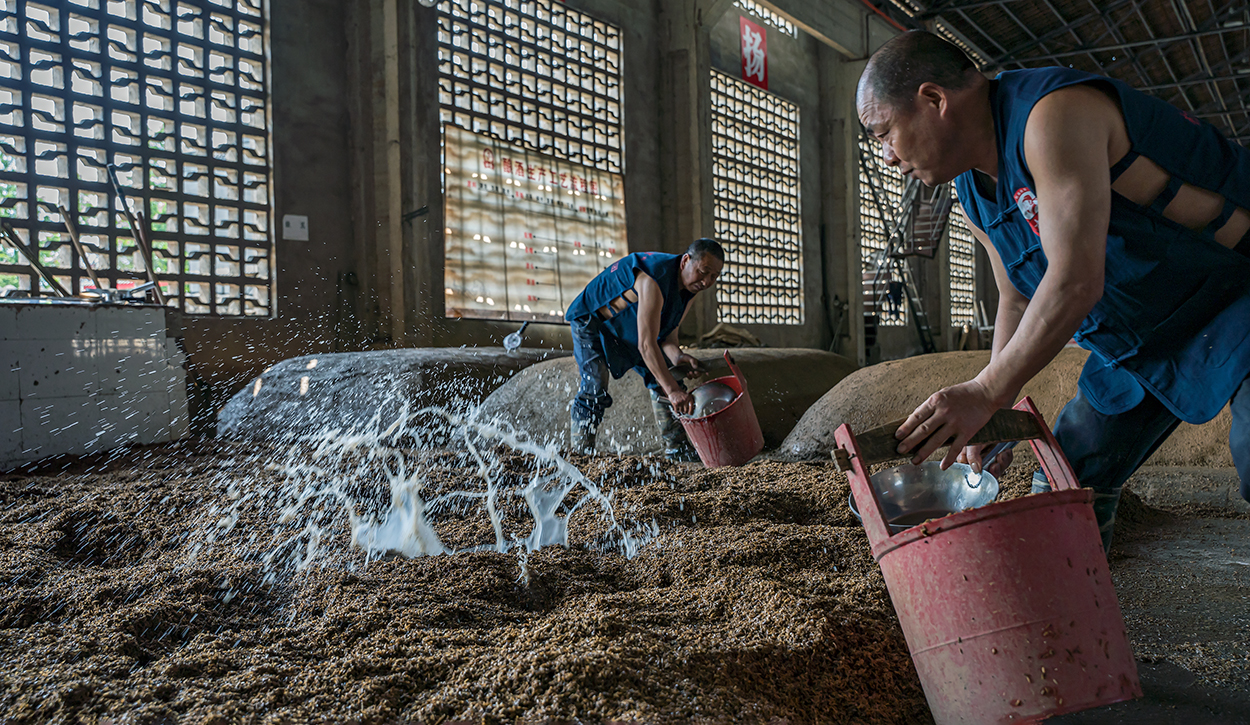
<box><xmin>955</xmin><ymin>67</ymin><xmax>1250</xmax><ymax>424</ymax></box>
<box><xmin>566</xmin><ymin>252</ymin><xmax>694</xmax><ymax>378</ymax></box>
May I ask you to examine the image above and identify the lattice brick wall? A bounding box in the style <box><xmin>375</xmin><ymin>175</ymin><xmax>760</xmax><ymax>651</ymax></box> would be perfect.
<box><xmin>436</xmin><ymin>0</ymin><xmax>628</xmax><ymax>323</ymax></box>
<box><xmin>711</xmin><ymin>70</ymin><xmax>802</xmax><ymax>326</ymax></box>
<box><xmin>858</xmin><ymin>133</ymin><xmax>905</xmax><ymax>326</ymax></box>
<box><xmin>436</xmin><ymin>0</ymin><xmax>623</xmax><ymax>174</ymax></box>
<box><xmin>0</xmin><ymin>0</ymin><xmax>273</xmax><ymax>316</ymax></box>
<box><xmin>731</xmin><ymin>0</ymin><xmax>796</xmax><ymax>37</ymax></box>
<box><xmin>948</xmin><ymin>191</ymin><xmax>976</xmax><ymax>327</ymax></box>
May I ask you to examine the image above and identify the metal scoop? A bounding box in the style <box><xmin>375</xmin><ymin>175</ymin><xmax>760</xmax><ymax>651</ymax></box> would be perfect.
<box><xmin>503</xmin><ymin>321</ymin><xmax>530</xmax><ymax>352</ymax></box>
<box><xmin>967</xmin><ymin>440</ymin><xmax>1019</xmax><ymax>489</ymax></box>
<box><xmin>656</xmin><ymin>381</ymin><xmax>738</xmax><ymax>418</ymax></box>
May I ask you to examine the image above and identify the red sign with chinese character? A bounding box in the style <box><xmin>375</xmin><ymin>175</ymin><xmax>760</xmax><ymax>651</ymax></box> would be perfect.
<box><xmin>740</xmin><ymin>16</ymin><xmax>767</xmax><ymax>90</ymax></box>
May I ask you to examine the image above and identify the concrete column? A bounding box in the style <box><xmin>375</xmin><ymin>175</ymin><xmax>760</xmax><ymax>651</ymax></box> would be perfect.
<box><xmin>345</xmin><ymin>0</ymin><xmax>382</xmax><ymax>343</ymax></box>
<box><xmin>976</xmin><ymin>242</ymin><xmax>999</xmax><ymax>338</ymax></box>
<box><xmin>660</xmin><ymin>0</ymin><xmax>732</xmax><ymax>343</ymax></box>
<box><xmin>381</xmin><ymin>0</ymin><xmax>405</xmax><ymax>345</ymax></box>
<box><xmin>344</xmin><ymin>0</ymin><xmax>408</xmax><ymax>348</ymax></box>
<box><xmin>405</xmin><ymin>3</ymin><xmax>441</xmax><ymax>347</ymax></box>
<box><xmin>818</xmin><ymin>49</ymin><xmax>862</xmax><ymax>359</ymax></box>
<box><xmin>837</xmin><ymin>58</ymin><xmax>868</xmax><ymax>365</ymax></box>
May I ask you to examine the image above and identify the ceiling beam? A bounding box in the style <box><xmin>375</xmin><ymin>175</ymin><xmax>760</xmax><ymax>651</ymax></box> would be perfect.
<box><xmin>917</xmin><ymin>0</ymin><xmax>1018</xmax><ymax>18</ymax></box>
<box><xmin>1138</xmin><ymin>72</ymin><xmax>1250</xmax><ymax>90</ymax></box>
<box><xmin>985</xmin><ymin>0</ymin><xmax>1137</xmax><ymax>67</ymax></box>
<box><xmin>1006</xmin><ymin>24</ymin><xmax>1249</xmax><ymax>64</ymax></box>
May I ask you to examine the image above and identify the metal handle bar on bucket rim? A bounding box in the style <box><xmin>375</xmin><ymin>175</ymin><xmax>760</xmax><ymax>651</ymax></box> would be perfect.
<box><xmin>656</xmin><ymin>350</ymin><xmax>749</xmax><ymax>409</ymax></box>
<box><xmin>832</xmin><ymin>396</ymin><xmax>1081</xmax><ymax>548</ymax></box>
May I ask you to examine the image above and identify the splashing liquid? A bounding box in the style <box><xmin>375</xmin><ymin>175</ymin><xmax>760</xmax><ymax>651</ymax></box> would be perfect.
<box><xmin>192</xmin><ymin>404</ymin><xmax>659</xmax><ymax>580</ymax></box>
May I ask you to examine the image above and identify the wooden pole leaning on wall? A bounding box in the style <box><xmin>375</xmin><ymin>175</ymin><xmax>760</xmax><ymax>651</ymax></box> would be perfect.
<box><xmin>0</xmin><ymin>220</ymin><xmax>71</xmax><ymax>297</ymax></box>
<box><xmin>107</xmin><ymin>164</ymin><xmax>167</xmax><ymax>306</ymax></box>
<box><xmin>58</xmin><ymin>204</ymin><xmax>104</xmax><ymax>292</ymax></box>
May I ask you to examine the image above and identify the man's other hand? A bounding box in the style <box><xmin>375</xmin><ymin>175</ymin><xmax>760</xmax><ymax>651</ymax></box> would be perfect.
<box><xmin>894</xmin><ymin>379</ymin><xmax>1000</xmax><ymax>469</ymax></box>
<box><xmin>667</xmin><ymin>389</ymin><xmax>696</xmax><ymax>416</ymax></box>
<box><xmin>958</xmin><ymin>442</ymin><xmax>1015</xmax><ymax>477</ymax></box>
<box><xmin>674</xmin><ymin>353</ymin><xmax>704</xmax><ymax>378</ymax></box>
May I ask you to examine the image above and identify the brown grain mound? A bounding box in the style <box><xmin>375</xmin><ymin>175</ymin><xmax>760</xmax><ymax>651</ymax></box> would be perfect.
<box><xmin>1</xmin><ymin>442</ymin><xmax>933</xmax><ymax>725</ymax></box>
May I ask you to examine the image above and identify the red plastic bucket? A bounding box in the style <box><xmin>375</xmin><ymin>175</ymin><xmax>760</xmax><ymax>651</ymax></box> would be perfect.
<box><xmin>836</xmin><ymin>397</ymin><xmax>1141</xmax><ymax>723</ymax></box>
<box><xmin>679</xmin><ymin>351</ymin><xmax>764</xmax><ymax>468</ymax></box>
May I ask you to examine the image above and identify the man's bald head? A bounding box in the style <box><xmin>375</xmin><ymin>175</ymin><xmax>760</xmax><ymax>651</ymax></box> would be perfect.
<box><xmin>859</xmin><ymin>31</ymin><xmax>978</xmax><ymax>112</ymax></box>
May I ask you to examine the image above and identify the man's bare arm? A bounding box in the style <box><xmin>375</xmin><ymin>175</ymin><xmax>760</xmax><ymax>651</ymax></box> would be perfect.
<box><xmin>976</xmin><ymin>86</ymin><xmax>1111</xmax><ymax>405</ymax></box>
<box><xmin>636</xmin><ymin>272</ymin><xmax>693</xmax><ymax>412</ymax></box>
<box><xmin>966</xmin><ymin>209</ymin><xmax>1029</xmax><ymax>361</ymax></box>
<box><xmin>955</xmin><ymin>207</ymin><xmax>1029</xmax><ymax>473</ymax></box>
<box><xmin>661</xmin><ymin>306</ymin><xmax>687</xmax><ymax>365</ymax></box>
<box><xmin>897</xmin><ymin>85</ymin><xmax>1116</xmax><ymax>466</ymax></box>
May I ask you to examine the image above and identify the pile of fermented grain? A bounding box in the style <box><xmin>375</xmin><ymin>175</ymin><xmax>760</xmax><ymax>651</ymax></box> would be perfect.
<box><xmin>0</xmin><ymin>442</ymin><xmax>1050</xmax><ymax>724</ymax></box>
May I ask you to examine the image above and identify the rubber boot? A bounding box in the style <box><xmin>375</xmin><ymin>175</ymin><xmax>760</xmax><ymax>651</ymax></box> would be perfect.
<box><xmin>1032</xmin><ymin>471</ymin><xmax>1121</xmax><ymax>552</ymax></box>
<box><xmin>650</xmin><ymin>391</ymin><xmax>699</xmax><ymax>462</ymax></box>
<box><xmin>570</xmin><ymin>416</ymin><xmax>597</xmax><ymax>456</ymax></box>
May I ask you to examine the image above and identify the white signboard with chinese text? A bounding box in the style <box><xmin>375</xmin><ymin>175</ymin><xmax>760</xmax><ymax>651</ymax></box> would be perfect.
<box><xmin>443</xmin><ymin>125</ymin><xmax>628</xmax><ymax>322</ymax></box>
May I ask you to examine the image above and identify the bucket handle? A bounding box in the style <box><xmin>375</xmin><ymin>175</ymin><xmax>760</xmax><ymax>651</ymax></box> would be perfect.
<box><xmin>834</xmin><ymin>395</ymin><xmax>1079</xmax><ymax>549</ymax></box>
<box><xmin>724</xmin><ymin>350</ymin><xmax>748</xmax><ymax>393</ymax></box>
<box><xmin>1014</xmin><ymin>396</ymin><xmax>1079</xmax><ymax>492</ymax></box>
<box><xmin>834</xmin><ymin>422</ymin><xmax>895</xmax><ymax>546</ymax></box>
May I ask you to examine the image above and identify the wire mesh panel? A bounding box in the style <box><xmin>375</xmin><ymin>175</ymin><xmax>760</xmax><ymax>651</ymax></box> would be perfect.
<box><xmin>711</xmin><ymin>70</ymin><xmax>802</xmax><ymax>326</ymax></box>
<box><xmin>858</xmin><ymin>133</ymin><xmax>905</xmax><ymax>326</ymax></box>
<box><xmin>948</xmin><ymin>191</ymin><xmax>976</xmax><ymax>327</ymax></box>
<box><xmin>0</xmin><ymin>0</ymin><xmax>273</xmax><ymax>315</ymax></box>
<box><xmin>437</xmin><ymin>0</ymin><xmax>628</xmax><ymax>322</ymax></box>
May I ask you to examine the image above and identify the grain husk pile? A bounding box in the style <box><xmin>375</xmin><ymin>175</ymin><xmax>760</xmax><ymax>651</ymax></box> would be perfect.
<box><xmin>0</xmin><ymin>440</ymin><xmax>963</xmax><ymax>725</ymax></box>
<box><xmin>0</xmin><ymin>440</ymin><xmax>1198</xmax><ymax>724</ymax></box>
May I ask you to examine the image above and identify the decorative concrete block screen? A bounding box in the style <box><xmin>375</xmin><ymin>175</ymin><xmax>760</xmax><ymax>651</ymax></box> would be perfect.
<box><xmin>436</xmin><ymin>0</ymin><xmax>629</xmax><ymax>322</ymax></box>
<box><xmin>710</xmin><ymin>69</ymin><xmax>803</xmax><ymax>326</ymax></box>
<box><xmin>732</xmin><ymin>0</ymin><xmax>797</xmax><ymax>37</ymax></box>
<box><xmin>0</xmin><ymin>0</ymin><xmax>274</xmax><ymax>316</ymax></box>
<box><xmin>948</xmin><ymin>189</ymin><xmax>976</xmax><ymax>327</ymax></box>
<box><xmin>858</xmin><ymin>132</ymin><xmax>905</xmax><ymax>326</ymax></box>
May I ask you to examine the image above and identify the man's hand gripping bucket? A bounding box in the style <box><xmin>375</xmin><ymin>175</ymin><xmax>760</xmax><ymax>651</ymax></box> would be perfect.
<box><xmin>677</xmin><ymin>351</ymin><xmax>764</xmax><ymax>468</ymax></box>
<box><xmin>832</xmin><ymin>397</ymin><xmax>1142</xmax><ymax>724</ymax></box>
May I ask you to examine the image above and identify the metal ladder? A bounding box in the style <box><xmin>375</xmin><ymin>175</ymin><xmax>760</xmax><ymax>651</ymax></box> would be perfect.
<box><xmin>859</xmin><ymin>136</ymin><xmax>953</xmax><ymax>355</ymax></box>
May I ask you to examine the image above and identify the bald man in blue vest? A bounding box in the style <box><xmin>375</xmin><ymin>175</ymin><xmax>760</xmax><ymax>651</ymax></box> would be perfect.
<box><xmin>564</xmin><ymin>239</ymin><xmax>725</xmax><ymax>459</ymax></box>
<box><xmin>857</xmin><ymin>31</ymin><xmax>1250</xmax><ymax>551</ymax></box>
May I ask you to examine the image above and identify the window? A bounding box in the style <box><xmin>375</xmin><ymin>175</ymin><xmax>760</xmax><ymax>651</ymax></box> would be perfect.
<box><xmin>948</xmin><ymin>191</ymin><xmax>976</xmax><ymax>327</ymax></box>
<box><xmin>0</xmin><ymin>0</ymin><xmax>273</xmax><ymax>316</ymax></box>
<box><xmin>437</xmin><ymin>0</ymin><xmax>628</xmax><ymax>322</ymax></box>
<box><xmin>711</xmin><ymin>69</ymin><xmax>802</xmax><ymax>325</ymax></box>
<box><xmin>858</xmin><ymin>132</ymin><xmax>905</xmax><ymax>325</ymax></box>
<box><xmin>436</xmin><ymin>0</ymin><xmax>622</xmax><ymax>174</ymax></box>
<box><xmin>732</xmin><ymin>0</ymin><xmax>797</xmax><ymax>37</ymax></box>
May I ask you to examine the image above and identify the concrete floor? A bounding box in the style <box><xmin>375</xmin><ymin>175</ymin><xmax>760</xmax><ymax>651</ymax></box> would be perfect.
<box><xmin>1052</xmin><ymin>468</ymin><xmax>1250</xmax><ymax>724</ymax></box>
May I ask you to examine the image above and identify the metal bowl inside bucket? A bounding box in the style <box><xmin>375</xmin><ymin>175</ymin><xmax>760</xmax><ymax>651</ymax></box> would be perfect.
<box><xmin>687</xmin><ymin>382</ymin><xmax>738</xmax><ymax>418</ymax></box>
<box><xmin>848</xmin><ymin>461</ymin><xmax>1000</xmax><ymax>534</ymax></box>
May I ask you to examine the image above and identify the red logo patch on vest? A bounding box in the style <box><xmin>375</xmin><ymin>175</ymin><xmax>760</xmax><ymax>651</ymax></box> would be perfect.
<box><xmin>1013</xmin><ymin>187</ymin><xmax>1040</xmax><ymax>236</ymax></box>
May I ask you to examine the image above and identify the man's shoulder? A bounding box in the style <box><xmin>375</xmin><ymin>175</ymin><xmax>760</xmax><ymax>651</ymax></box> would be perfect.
<box><xmin>633</xmin><ymin>251</ymin><xmax>682</xmax><ymax>275</ymax></box>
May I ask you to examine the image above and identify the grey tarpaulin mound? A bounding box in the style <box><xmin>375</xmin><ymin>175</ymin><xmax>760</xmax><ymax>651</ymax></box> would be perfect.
<box><xmin>778</xmin><ymin>347</ymin><xmax>1234</xmax><ymax>468</ymax></box>
<box><xmin>474</xmin><ymin>348</ymin><xmax>858</xmax><ymax>455</ymax></box>
<box><xmin>217</xmin><ymin>348</ymin><xmax>568</xmax><ymax>441</ymax></box>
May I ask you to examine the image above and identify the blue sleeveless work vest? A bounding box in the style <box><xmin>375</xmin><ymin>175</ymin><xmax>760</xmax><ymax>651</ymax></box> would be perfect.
<box><xmin>566</xmin><ymin>252</ymin><xmax>694</xmax><ymax>379</ymax></box>
<box><xmin>955</xmin><ymin>67</ymin><xmax>1250</xmax><ymax>424</ymax></box>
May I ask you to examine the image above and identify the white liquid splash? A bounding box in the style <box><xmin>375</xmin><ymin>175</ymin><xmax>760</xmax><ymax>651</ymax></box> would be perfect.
<box><xmin>192</xmin><ymin>404</ymin><xmax>659</xmax><ymax>579</ymax></box>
